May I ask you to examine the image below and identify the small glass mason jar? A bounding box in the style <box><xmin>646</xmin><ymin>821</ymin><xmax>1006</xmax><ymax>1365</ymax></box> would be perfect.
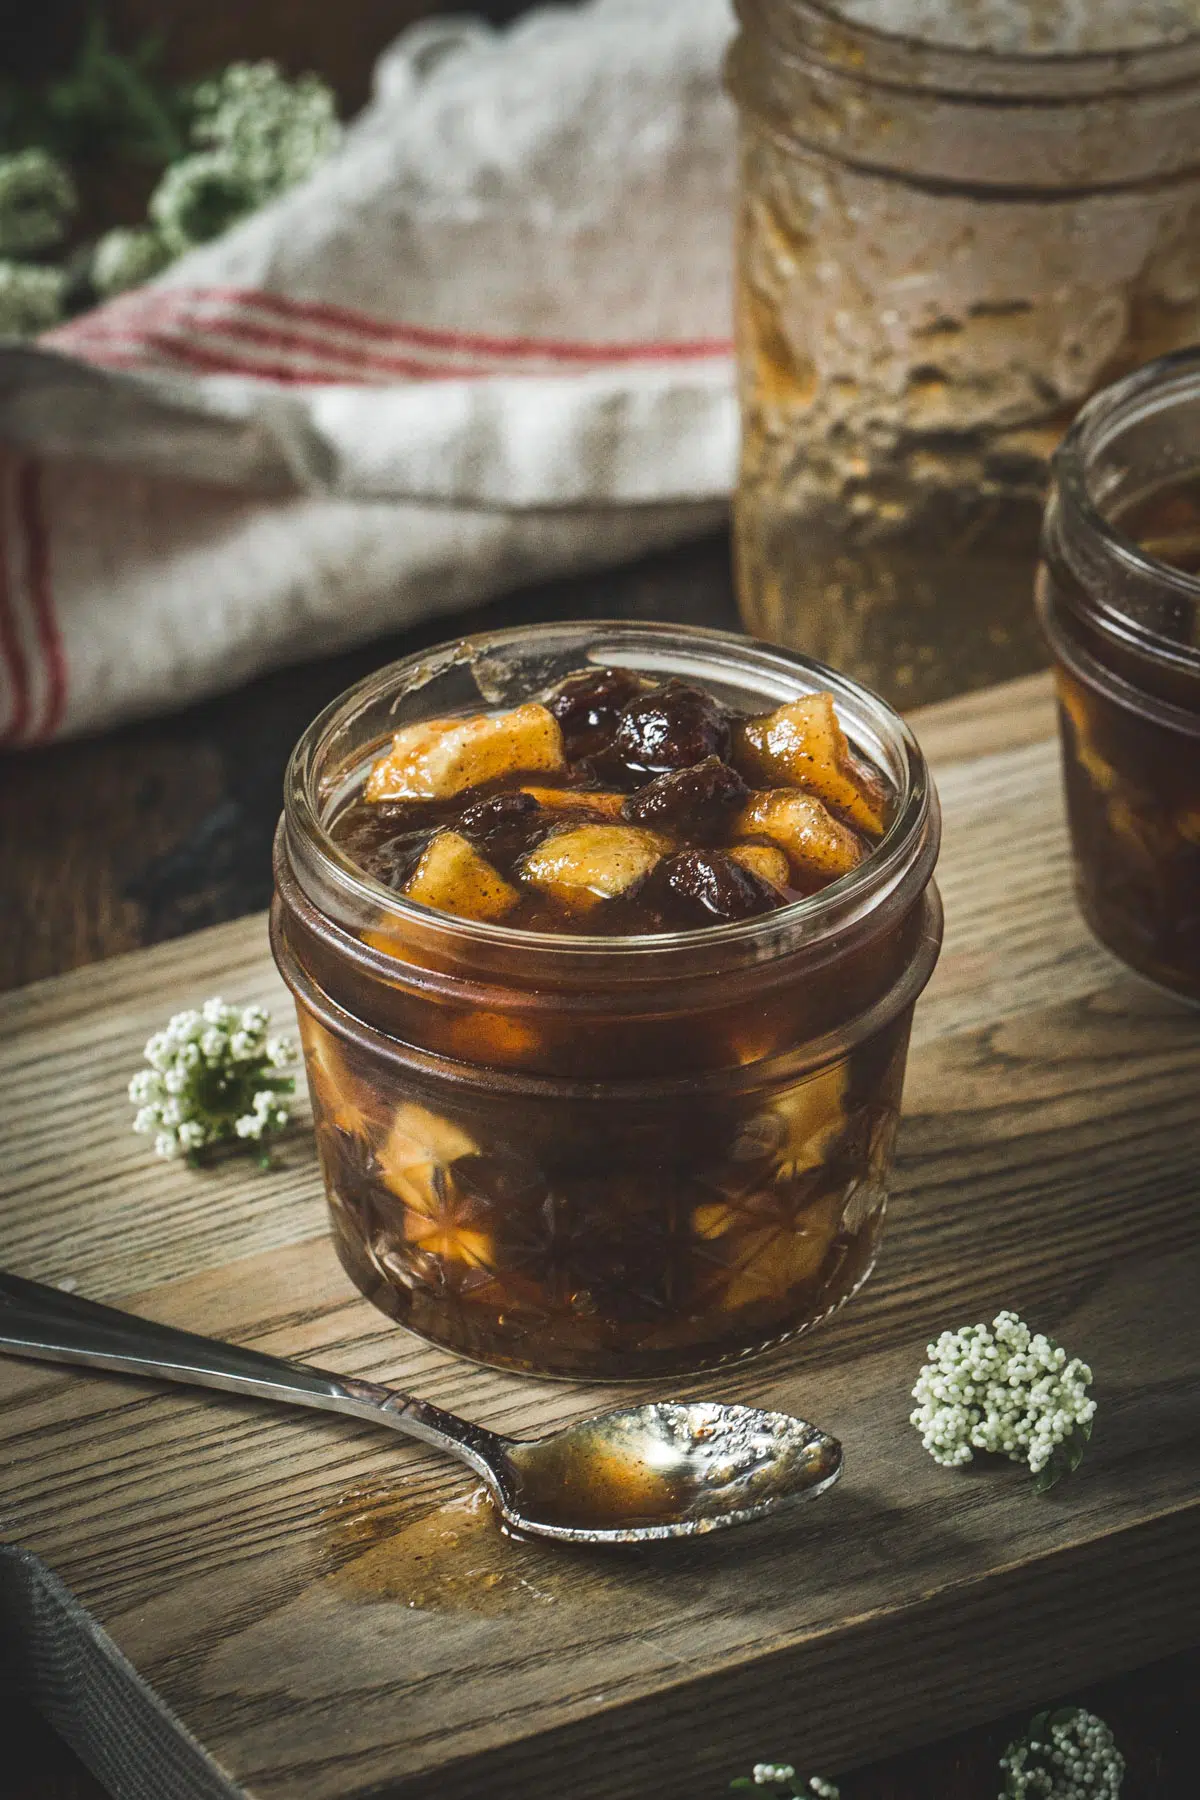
<box><xmin>271</xmin><ymin>623</ymin><xmax>942</xmax><ymax>1380</ymax></box>
<box><xmin>727</xmin><ymin>1</ymin><xmax>1200</xmax><ymax>709</ymax></box>
<box><xmin>1037</xmin><ymin>348</ymin><xmax>1200</xmax><ymax>1003</ymax></box>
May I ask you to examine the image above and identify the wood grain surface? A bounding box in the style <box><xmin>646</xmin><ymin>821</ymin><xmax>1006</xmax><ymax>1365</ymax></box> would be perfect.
<box><xmin>2</xmin><ymin>670</ymin><xmax>1197</xmax><ymax>1800</ymax></box>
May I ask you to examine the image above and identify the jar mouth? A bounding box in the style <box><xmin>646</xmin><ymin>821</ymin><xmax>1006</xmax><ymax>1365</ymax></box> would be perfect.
<box><xmin>283</xmin><ymin>621</ymin><xmax>937</xmax><ymax>973</ymax></box>
<box><xmin>777</xmin><ymin>1</ymin><xmax>1200</xmax><ymax>90</ymax></box>
<box><xmin>1051</xmin><ymin>345</ymin><xmax>1200</xmax><ymax>675</ymax></box>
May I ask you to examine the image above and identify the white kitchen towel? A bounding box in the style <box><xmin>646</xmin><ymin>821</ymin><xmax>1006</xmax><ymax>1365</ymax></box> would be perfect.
<box><xmin>0</xmin><ymin>0</ymin><xmax>737</xmax><ymax>745</ymax></box>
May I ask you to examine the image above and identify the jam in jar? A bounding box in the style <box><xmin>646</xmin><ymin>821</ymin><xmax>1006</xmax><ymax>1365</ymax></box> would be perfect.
<box><xmin>272</xmin><ymin>624</ymin><xmax>942</xmax><ymax>1378</ymax></box>
<box><xmin>1038</xmin><ymin>348</ymin><xmax>1200</xmax><ymax>1002</ymax></box>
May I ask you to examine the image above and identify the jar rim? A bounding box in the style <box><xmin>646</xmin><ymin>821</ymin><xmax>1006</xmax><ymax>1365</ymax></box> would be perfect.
<box><xmin>1051</xmin><ymin>344</ymin><xmax>1200</xmax><ymax>675</ymax></box>
<box><xmin>283</xmin><ymin>620</ymin><xmax>937</xmax><ymax>972</ymax></box>
<box><xmin>750</xmin><ymin>0</ymin><xmax>1200</xmax><ymax>94</ymax></box>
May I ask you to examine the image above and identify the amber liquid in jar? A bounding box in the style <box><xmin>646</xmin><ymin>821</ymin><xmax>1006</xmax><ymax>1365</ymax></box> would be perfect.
<box><xmin>1042</xmin><ymin>470</ymin><xmax>1200</xmax><ymax>1001</ymax></box>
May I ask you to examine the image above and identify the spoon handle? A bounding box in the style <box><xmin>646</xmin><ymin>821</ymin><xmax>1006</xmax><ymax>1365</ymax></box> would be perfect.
<box><xmin>0</xmin><ymin>1270</ymin><xmax>503</xmax><ymax>1482</ymax></box>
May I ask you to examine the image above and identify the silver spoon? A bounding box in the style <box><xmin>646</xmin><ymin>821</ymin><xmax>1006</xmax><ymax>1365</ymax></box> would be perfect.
<box><xmin>0</xmin><ymin>1271</ymin><xmax>842</xmax><ymax>1544</ymax></box>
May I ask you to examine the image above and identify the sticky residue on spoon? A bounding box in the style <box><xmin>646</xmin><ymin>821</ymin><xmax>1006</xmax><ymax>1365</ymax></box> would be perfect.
<box><xmin>504</xmin><ymin>1402</ymin><xmax>842</xmax><ymax>1539</ymax></box>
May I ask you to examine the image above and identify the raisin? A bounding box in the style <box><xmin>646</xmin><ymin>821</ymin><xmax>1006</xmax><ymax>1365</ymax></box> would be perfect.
<box><xmin>457</xmin><ymin>790</ymin><xmax>548</xmax><ymax>873</ymax></box>
<box><xmin>621</xmin><ymin>756</ymin><xmax>748</xmax><ymax>841</ymax></box>
<box><xmin>653</xmin><ymin>849</ymin><xmax>783</xmax><ymax>926</ymax></box>
<box><xmin>545</xmin><ymin>666</ymin><xmax>646</xmax><ymax>761</ymax></box>
<box><xmin>611</xmin><ymin>680</ymin><xmax>732</xmax><ymax>780</ymax></box>
<box><xmin>331</xmin><ymin>799</ymin><xmax>433</xmax><ymax>890</ymax></box>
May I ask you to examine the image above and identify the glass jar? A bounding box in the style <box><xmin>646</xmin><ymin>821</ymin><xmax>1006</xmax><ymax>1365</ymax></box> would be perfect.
<box><xmin>727</xmin><ymin>1</ymin><xmax>1200</xmax><ymax>709</ymax></box>
<box><xmin>271</xmin><ymin>623</ymin><xmax>942</xmax><ymax>1380</ymax></box>
<box><xmin>1037</xmin><ymin>347</ymin><xmax>1200</xmax><ymax>1003</ymax></box>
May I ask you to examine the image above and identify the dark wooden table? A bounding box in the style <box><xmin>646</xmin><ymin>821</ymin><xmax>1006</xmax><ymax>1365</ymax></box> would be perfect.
<box><xmin>5</xmin><ymin>5</ymin><xmax>1200</xmax><ymax>1790</ymax></box>
<box><xmin>2</xmin><ymin>528</ymin><xmax>1198</xmax><ymax>1799</ymax></box>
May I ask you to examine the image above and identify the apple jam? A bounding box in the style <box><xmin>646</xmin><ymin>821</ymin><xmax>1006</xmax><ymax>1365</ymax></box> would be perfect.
<box><xmin>272</xmin><ymin>625</ymin><xmax>943</xmax><ymax>1377</ymax></box>
<box><xmin>1038</xmin><ymin>351</ymin><xmax>1200</xmax><ymax>1003</ymax></box>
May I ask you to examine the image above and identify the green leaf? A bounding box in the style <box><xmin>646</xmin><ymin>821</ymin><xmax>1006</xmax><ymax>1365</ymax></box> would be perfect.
<box><xmin>730</xmin><ymin>1781</ymin><xmax>753</xmax><ymax>1791</ymax></box>
<box><xmin>1033</xmin><ymin>1423</ymin><xmax>1092</xmax><ymax>1494</ymax></box>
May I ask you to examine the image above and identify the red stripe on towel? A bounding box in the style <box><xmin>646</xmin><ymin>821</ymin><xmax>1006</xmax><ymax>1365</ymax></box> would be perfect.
<box><xmin>0</xmin><ymin>462</ymin><xmax>30</xmax><ymax>746</ymax></box>
<box><xmin>17</xmin><ymin>460</ymin><xmax>66</xmax><ymax>742</ymax></box>
<box><xmin>50</xmin><ymin>284</ymin><xmax>733</xmax><ymax>371</ymax></box>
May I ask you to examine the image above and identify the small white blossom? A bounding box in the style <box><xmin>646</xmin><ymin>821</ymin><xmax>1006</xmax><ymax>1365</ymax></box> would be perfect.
<box><xmin>999</xmin><ymin>1707</ymin><xmax>1124</xmax><ymax>1798</ymax></box>
<box><xmin>0</xmin><ymin>149</ymin><xmax>75</xmax><ymax>257</ymax></box>
<box><xmin>149</xmin><ymin>152</ymin><xmax>257</xmax><ymax>254</ymax></box>
<box><xmin>130</xmin><ymin>997</ymin><xmax>295</xmax><ymax>1164</ymax></box>
<box><xmin>91</xmin><ymin>226</ymin><xmax>170</xmax><ymax>298</ymax></box>
<box><xmin>0</xmin><ymin>260</ymin><xmax>65</xmax><ymax>337</ymax></box>
<box><xmin>189</xmin><ymin>61</ymin><xmax>340</xmax><ymax>198</ymax></box>
<box><xmin>911</xmin><ymin>1311</ymin><xmax>1096</xmax><ymax>1489</ymax></box>
<box><xmin>737</xmin><ymin>1767</ymin><xmax>838</xmax><ymax>1798</ymax></box>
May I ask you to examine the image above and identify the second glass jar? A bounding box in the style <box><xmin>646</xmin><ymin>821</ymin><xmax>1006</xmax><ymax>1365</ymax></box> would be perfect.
<box><xmin>1038</xmin><ymin>348</ymin><xmax>1200</xmax><ymax>1003</ymax></box>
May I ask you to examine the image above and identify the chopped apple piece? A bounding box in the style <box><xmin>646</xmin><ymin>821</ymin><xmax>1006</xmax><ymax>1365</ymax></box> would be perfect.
<box><xmin>404</xmin><ymin>831</ymin><xmax>518</xmax><ymax>922</ymax></box>
<box><xmin>737</xmin><ymin>791</ymin><xmax>865</xmax><ymax>880</ymax></box>
<box><xmin>379</xmin><ymin>1103</ymin><xmax>478</xmax><ymax>1198</ymax></box>
<box><xmin>1056</xmin><ymin>677</ymin><xmax>1118</xmax><ymax>796</ymax></box>
<box><xmin>729</xmin><ymin>842</ymin><xmax>791</xmax><ymax>889</ymax></box>
<box><xmin>377</xmin><ymin>1103</ymin><xmax>491</xmax><ymax>1267</ymax></box>
<box><xmin>365</xmin><ymin>703</ymin><xmax>565</xmax><ymax>802</ymax></box>
<box><xmin>693</xmin><ymin>1190</ymin><xmax>844</xmax><ymax>1311</ymax></box>
<box><xmin>520</xmin><ymin>784</ymin><xmax>626</xmax><ymax>818</ymax></box>
<box><xmin>737</xmin><ymin>692</ymin><xmax>887</xmax><ymax>834</ymax></box>
<box><xmin>522</xmin><ymin>824</ymin><xmax>667</xmax><ymax>908</ymax></box>
<box><xmin>774</xmin><ymin>1061</ymin><xmax>848</xmax><ymax>1172</ymax></box>
<box><xmin>300</xmin><ymin>1014</ymin><xmax>374</xmax><ymax>1138</ymax></box>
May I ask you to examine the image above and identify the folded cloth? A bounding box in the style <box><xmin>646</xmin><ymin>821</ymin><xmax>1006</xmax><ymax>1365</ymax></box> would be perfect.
<box><xmin>0</xmin><ymin>0</ymin><xmax>737</xmax><ymax>745</ymax></box>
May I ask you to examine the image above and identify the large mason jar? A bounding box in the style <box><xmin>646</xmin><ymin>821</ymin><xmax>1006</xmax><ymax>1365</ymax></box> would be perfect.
<box><xmin>727</xmin><ymin>0</ymin><xmax>1200</xmax><ymax>707</ymax></box>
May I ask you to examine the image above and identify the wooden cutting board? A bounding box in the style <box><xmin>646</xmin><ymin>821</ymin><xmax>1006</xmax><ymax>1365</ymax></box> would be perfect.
<box><xmin>2</xmin><ymin>671</ymin><xmax>1198</xmax><ymax>1800</ymax></box>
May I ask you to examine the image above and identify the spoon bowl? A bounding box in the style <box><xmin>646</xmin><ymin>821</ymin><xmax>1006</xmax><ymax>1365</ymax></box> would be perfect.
<box><xmin>496</xmin><ymin>1400</ymin><xmax>842</xmax><ymax>1541</ymax></box>
<box><xmin>0</xmin><ymin>1271</ymin><xmax>842</xmax><ymax>1545</ymax></box>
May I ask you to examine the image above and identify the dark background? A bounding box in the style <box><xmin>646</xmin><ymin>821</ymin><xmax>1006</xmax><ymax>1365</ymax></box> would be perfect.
<box><xmin>2</xmin><ymin>4</ymin><xmax>1198</xmax><ymax>1796</ymax></box>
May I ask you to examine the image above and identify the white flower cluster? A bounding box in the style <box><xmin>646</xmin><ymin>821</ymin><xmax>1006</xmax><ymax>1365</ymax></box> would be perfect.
<box><xmin>149</xmin><ymin>62</ymin><xmax>339</xmax><ymax>258</ymax></box>
<box><xmin>911</xmin><ymin>1311</ymin><xmax>1096</xmax><ymax>1483</ymax></box>
<box><xmin>91</xmin><ymin>225</ymin><xmax>171</xmax><ymax>299</ymax></box>
<box><xmin>0</xmin><ymin>148</ymin><xmax>75</xmax><ymax>336</ymax></box>
<box><xmin>999</xmin><ymin>1708</ymin><xmax>1124</xmax><ymax>1799</ymax></box>
<box><xmin>0</xmin><ymin>260</ymin><xmax>65</xmax><ymax>337</ymax></box>
<box><xmin>745</xmin><ymin>1767</ymin><xmax>839</xmax><ymax>1798</ymax></box>
<box><xmin>190</xmin><ymin>62</ymin><xmax>341</xmax><ymax>199</ymax></box>
<box><xmin>128</xmin><ymin>997</ymin><xmax>294</xmax><ymax>1163</ymax></box>
<box><xmin>0</xmin><ymin>148</ymin><xmax>76</xmax><ymax>258</ymax></box>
